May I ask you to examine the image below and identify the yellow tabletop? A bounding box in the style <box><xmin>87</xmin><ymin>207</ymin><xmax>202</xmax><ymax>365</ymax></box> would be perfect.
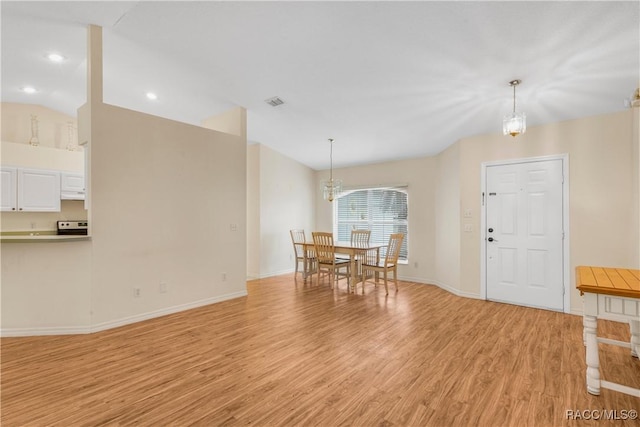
<box><xmin>576</xmin><ymin>266</ymin><xmax>640</xmax><ymax>299</ymax></box>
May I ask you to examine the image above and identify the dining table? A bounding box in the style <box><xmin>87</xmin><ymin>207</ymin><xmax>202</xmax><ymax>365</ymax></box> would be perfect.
<box><xmin>576</xmin><ymin>265</ymin><xmax>640</xmax><ymax>397</ymax></box>
<box><xmin>301</xmin><ymin>241</ymin><xmax>384</xmax><ymax>292</ymax></box>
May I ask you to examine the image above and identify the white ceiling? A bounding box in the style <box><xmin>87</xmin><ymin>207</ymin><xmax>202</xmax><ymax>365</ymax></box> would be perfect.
<box><xmin>2</xmin><ymin>1</ymin><xmax>638</xmax><ymax>170</ymax></box>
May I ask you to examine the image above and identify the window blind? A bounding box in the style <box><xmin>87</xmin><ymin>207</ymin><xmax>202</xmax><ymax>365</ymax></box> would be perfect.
<box><xmin>334</xmin><ymin>187</ymin><xmax>408</xmax><ymax>261</ymax></box>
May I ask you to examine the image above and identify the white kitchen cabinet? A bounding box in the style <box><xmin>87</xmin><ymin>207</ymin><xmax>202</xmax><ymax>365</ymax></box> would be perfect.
<box><xmin>61</xmin><ymin>172</ymin><xmax>85</xmax><ymax>200</ymax></box>
<box><xmin>1</xmin><ymin>167</ymin><xmax>61</xmax><ymax>212</ymax></box>
<box><xmin>1</xmin><ymin>167</ymin><xmax>17</xmax><ymax>211</ymax></box>
<box><xmin>2</xmin><ymin>166</ymin><xmax>66</xmax><ymax>212</ymax></box>
<box><xmin>18</xmin><ymin>168</ymin><xmax>61</xmax><ymax>212</ymax></box>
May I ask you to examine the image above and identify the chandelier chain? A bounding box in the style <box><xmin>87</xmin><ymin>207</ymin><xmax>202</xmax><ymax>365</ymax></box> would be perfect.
<box><xmin>329</xmin><ymin>138</ymin><xmax>334</xmax><ymax>182</ymax></box>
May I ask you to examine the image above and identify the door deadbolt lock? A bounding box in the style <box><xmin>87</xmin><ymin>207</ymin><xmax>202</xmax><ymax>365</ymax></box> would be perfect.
<box><xmin>488</xmin><ymin>228</ymin><xmax>494</xmax><ymax>233</ymax></box>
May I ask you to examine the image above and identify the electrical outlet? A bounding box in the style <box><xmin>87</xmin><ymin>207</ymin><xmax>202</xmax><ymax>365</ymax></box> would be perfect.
<box><xmin>159</xmin><ymin>282</ymin><xmax>167</xmax><ymax>293</ymax></box>
<box><xmin>463</xmin><ymin>209</ymin><xmax>472</xmax><ymax>218</ymax></box>
<box><xmin>464</xmin><ymin>224</ymin><xmax>473</xmax><ymax>232</ymax></box>
<box><xmin>133</xmin><ymin>287</ymin><xmax>141</xmax><ymax>298</ymax></box>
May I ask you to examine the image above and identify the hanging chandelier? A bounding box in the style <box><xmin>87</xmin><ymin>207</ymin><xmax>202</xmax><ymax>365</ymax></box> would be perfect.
<box><xmin>503</xmin><ymin>79</ymin><xmax>526</xmax><ymax>137</ymax></box>
<box><xmin>321</xmin><ymin>138</ymin><xmax>342</xmax><ymax>202</ymax></box>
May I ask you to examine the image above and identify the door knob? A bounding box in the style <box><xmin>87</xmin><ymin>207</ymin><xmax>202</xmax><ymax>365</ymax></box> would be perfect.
<box><xmin>488</xmin><ymin>237</ymin><xmax>496</xmax><ymax>242</ymax></box>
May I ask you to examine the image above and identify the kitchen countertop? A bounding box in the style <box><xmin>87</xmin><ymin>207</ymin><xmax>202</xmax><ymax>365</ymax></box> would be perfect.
<box><xmin>1</xmin><ymin>231</ymin><xmax>91</xmax><ymax>243</ymax></box>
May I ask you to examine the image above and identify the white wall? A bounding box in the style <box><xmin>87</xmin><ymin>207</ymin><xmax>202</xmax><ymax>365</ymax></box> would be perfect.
<box><xmin>434</xmin><ymin>143</ymin><xmax>461</xmax><ymax>293</ymax></box>
<box><xmin>247</xmin><ymin>144</ymin><xmax>315</xmax><ymax>279</ymax></box>
<box><xmin>1</xmin><ymin>102</ymin><xmax>79</xmax><ymax>150</ymax></box>
<box><xmin>246</xmin><ymin>144</ymin><xmax>261</xmax><ymax>279</ymax></box>
<box><xmin>1</xmin><ymin>241</ymin><xmax>92</xmax><ymax>333</ymax></box>
<box><xmin>313</xmin><ymin>110</ymin><xmax>639</xmax><ymax>314</ymax></box>
<box><xmin>457</xmin><ymin>110</ymin><xmax>638</xmax><ymax>313</ymax></box>
<box><xmin>1</xmin><ymin>141</ymin><xmax>83</xmax><ymax>172</ymax></box>
<box><xmin>1</xmin><ymin>101</ymin><xmax>248</xmax><ymax>335</ymax></box>
<box><xmin>315</xmin><ymin>157</ymin><xmax>437</xmax><ymax>283</ymax></box>
<box><xmin>89</xmin><ymin>103</ymin><xmax>247</xmax><ymax>329</ymax></box>
<box><xmin>632</xmin><ymin>106</ymin><xmax>640</xmax><ymax>267</ymax></box>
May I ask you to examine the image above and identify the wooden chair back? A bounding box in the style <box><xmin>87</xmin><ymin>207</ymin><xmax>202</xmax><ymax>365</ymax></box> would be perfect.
<box><xmin>360</xmin><ymin>233</ymin><xmax>405</xmax><ymax>294</ymax></box>
<box><xmin>351</xmin><ymin>229</ymin><xmax>371</xmax><ymax>248</ymax></box>
<box><xmin>312</xmin><ymin>232</ymin><xmax>336</xmax><ymax>264</ymax></box>
<box><xmin>385</xmin><ymin>233</ymin><xmax>405</xmax><ymax>266</ymax></box>
<box><xmin>290</xmin><ymin>229</ymin><xmax>306</xmax><ymax>258</ymax></box>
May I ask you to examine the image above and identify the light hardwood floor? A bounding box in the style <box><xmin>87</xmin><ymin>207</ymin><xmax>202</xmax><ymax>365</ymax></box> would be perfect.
<box><xmin>2</xmin><ymin>275</ymin><xmax>639</xmax><ymax>426</ymax></box>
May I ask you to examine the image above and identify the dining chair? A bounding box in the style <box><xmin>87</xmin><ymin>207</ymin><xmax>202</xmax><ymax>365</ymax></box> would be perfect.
<box><xmin>360</xmin><ymin>233</ymin><xmax>404</xmax><ymax>295</ymax></box>
<box><xmin>312</xmin><ymin>231</ymin><xmax>350</xmax><ymax>289</ymax></box>
<box><xmin>336</xmin><ymin>228</ymin><xmax>371</xmax><ymax>258</ymax></box>
<box><xmin>350</xmin><ymin>229</ymin><xmax>371</xmax><ymax>274</ymax></box>
<box><xmin>290</xmin><ymin>229</ymin><xmax>315</xmax><ymax>280</ymax></box>
<box><xmin>351</xmin><ymin>229</ymin><xmax>371</xmax><ymax>248</ymax></box>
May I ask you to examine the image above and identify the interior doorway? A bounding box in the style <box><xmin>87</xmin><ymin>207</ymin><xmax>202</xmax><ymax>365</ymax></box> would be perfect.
<box><xmin>480</xmin><ymin>155</ymin><xmax>570</xmax><ymax>312</ymax></box>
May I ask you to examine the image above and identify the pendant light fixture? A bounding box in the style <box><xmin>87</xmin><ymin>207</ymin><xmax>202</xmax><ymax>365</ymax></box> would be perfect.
<box><xmin>503</xmin><ymin>79</ymin><xmax>526</xmax><ymax>137</ymax></box>
<box><xmin>321</xmin><ymin>138</ymin><xmax>343</xmax><ymax>202</ymax></box>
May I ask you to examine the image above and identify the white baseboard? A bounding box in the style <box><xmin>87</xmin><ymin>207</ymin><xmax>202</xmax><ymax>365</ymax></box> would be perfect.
<box><xmin>1</xmin><ymin>325</ymin><xmax>91</xmax><ymax>337</ymax></box>
<box><xmin>570</xmin><ymin>308</ymin><xmax>583</xmax><ymax>316</ymax></box>
<box><xmin>257</xmin><ymin>268</ymin><xmax>294</xmax><ymax>279</ymax></box>
<box><xmin>90</xmin><ymin>290</ymin><xmax>247</xmax><ymax>333</ymax></box>
<box><xmin>398</xmin><ymin>275</ymin><xmax>484</xmax><ymax>300</ymax></box>
<box><xmin>410</xmin><ymin>277</ymin><xmax>581</xmax><ymax>314</ymax></box>
<box><xmin>2</xmin><ymin>276</ymin><xmax>582</xmax><ymax>337</ymax></box>
<box><xmin>431</xmin><ymin>279</ymin><xmax>484</xmax><ymax>300</ymax></box>
<box><xmin>1</xmin><ymin>290</ymin><xmax>248</xmax><ymax>337</ymax></box>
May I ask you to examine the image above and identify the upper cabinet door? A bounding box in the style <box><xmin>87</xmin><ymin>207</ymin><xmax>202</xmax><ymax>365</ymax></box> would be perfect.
<box><xmin>61</xmin><ymin>173</ymin><xmax>84</xmax><ymax>192</ymax></box>
<box><xmin>61</xmin><ymin>172</ymin><xmax>85</xmax><ymax>200</ymax></box>
<box><xmin>17</xmin><ymin>168</ymin><xmax>61</xmax><ymax>212</ymax></box>
<box><xmin>1</xmin><ymin>167</ymin><xmax>18</xmax><ymax>211</ymax></box>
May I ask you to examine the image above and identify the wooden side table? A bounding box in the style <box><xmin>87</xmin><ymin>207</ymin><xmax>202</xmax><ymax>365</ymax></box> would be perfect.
<box><xmin>576</xmin><ymin>266</ymin><xmax>640</xmax><ymax>397</ymax></box>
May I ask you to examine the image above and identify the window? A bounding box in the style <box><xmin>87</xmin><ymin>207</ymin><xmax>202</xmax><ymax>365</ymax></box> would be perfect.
<box><xmin>334</xmin><ymin>187</ymin><xmax>408</xmax><ymax>261</ymax></box>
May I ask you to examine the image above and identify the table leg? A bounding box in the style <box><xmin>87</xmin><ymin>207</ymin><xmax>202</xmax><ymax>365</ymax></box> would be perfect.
<box><xmin>631</xmin><ymin>320</ymin><xmax>640</xmax><ymax>359</ymax></box>
<box><xmin>374</xmin><ymin>247</ymin><xmax>380</xmax><ymax>284</ymax></box>
<box><xmin>584</xmin><ymin>314</ymin><xmax>601</xmax><ymax>395</ymax></box>
<box><xmin>303</xmin><ymin>249</ymin><xmax>309</xmax><ymax>284</ymax></box>
<box><xmin>349</xmin><ymin>254</ymin><xmax>357</xmax><ymax>293</ymax></box>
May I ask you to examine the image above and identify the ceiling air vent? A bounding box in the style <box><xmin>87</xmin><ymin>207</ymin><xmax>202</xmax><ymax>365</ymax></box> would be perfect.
<box><xmin>265</xmin><ymin>96</ymin><xmax>284</xmax><ymax>107</ymax></box>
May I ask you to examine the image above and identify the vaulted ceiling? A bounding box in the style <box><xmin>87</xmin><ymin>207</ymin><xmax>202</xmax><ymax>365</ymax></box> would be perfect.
<box><xmin>2</xmin><ymin>1</ymin><xmax>638</xmax><ymax>169</ymax></box>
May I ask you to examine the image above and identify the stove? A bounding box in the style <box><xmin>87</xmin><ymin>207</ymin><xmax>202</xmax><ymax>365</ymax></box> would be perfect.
<box><xmin>57</xmin><ymin>221</ymin><xmax>88</xmax><ymax>235</ymax></box>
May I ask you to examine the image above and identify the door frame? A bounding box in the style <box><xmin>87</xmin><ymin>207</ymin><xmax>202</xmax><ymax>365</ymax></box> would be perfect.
<box><xmin>479</xmin><ymin>154</ymin><xmax>570</xmax><ymax>313</ymax></box>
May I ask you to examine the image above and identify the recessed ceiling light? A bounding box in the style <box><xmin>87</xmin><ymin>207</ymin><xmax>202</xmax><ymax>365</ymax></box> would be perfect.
<box><xmin>146</xmin><ymin>92</ymin><xmax>158</xmax><ymax>100</ymax></box>
<box><xmin>47</xmin><ymin>53</ymin><xmax>66</xmax><ymax>62</ymax></box>
<box><xmin>21</xmin><ymin>86</ymin><xmax>37</xmax><ymax>94</ymax></box>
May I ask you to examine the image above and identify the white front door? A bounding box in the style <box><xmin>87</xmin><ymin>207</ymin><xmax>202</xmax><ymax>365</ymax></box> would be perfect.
<box><xmin>486</xmin><ymin>159</ymin><xmax>564</xmax><ymax>311</ymax></box>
